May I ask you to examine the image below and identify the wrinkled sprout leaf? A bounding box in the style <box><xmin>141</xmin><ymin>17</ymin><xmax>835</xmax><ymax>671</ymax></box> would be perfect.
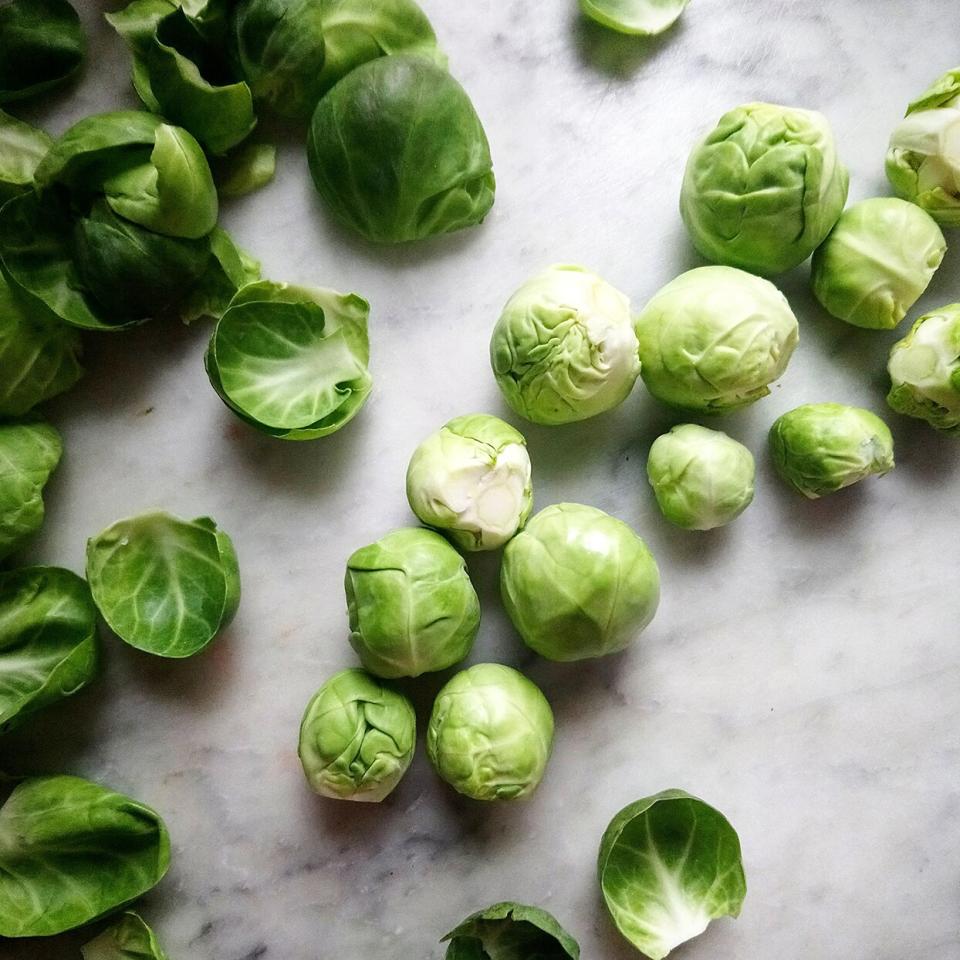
<box><xmin>442</xmin><ymin>901</ymin><xmax>580</xmax><ymax>960</ymax></box>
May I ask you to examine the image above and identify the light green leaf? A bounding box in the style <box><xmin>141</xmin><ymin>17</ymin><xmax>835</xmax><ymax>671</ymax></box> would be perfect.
<box><xmin>580</xmin><ymin>0</ymin><xmax>690</xmax><ymax>35</ymax></box>
<box><xmin>0</xmin><ymin>109</ymin><xmax>52</xmax><ymax>204</ymax></box>
<box><xmin>82</xmin><ymin>911</ymin><xmax>169</xmax><ymax>960</ymax></box>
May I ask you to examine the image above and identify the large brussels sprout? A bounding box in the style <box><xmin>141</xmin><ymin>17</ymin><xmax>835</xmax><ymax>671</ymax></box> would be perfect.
<box><xmin>647</xmin><ymin>424</ymin><xmax>755</xmax><ymax>530</ymax></box>
<box><xmin>680</xmin><ymin>102</ymin><xmax>848</xmax><ymax>275</ymax></box>
<box><xmin>406</xmin><ymin>414</ymin><xmax>532</xmax><ymax>551</ymax></box>
<box><xmin>887</xmin><ymin>303</ymin><xmax>960</xmax><ymax>432</ymax></box>
<box><xmin>298</xmin><ymin>668</ymin><xmax>416</xmax><ymax>802</ymax></box>
<box><xmin>634</xmin><ymin>266</ymin><xmax>799</xmax><ymax>413</ymax></box>
<box><xmin>345</xmin><ymin>528</ymin><xmax>480</xmax><ymax>678</ymax></box>
<box><xmin>490</xmin><ymin>265</ymin><xmax>641</xmax><ymax>425</ymax></box>
<box><xmin>500</xmin><ymin>503</ymin><xmax>660</xmax><ymax>662</ymax></box>
<box><xmin>769</xmin><ymin>403</ymin><xmax>895</xmax><ymax>499</ymax></box>
<box><xmin>811</xmin><ymin>198</ymin><xmax>946</xmax><ymax>330</ymax></box>
<box><xmin>82</xmin><ymin>912</ymin><xmax>169</xmax><ymax>960</ymax></box>
<box><xmin>307</xmin><ymin>55</ymin><xmax>495</xmax><ymax>243</ymax></box>
<box><xmin>598</xmin><ymin>790</ymin><xmax>746</xmax><ymax>960</ymax></box>
<box><xmin>0</xmin><ymin>109</ymin><xmax>52</xmax><ymax>205</ymax></box>
<box><xmin>442</xmin><ymin>902</ymin><xmax>580</xmax><ymax>960</ymax></box>
<box><xmin>579</xmin><ymin>0</ymin><xmax>689</xmax><ymax>35</ymax></box>
<box><xmin>427</xmin><ymin>663</ymin><xmax>554</xmax><ymax>801</ymax></box>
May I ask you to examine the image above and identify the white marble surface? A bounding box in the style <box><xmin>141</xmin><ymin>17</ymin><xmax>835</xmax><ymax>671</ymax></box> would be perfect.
<box><xmin>5</xmin><ymin>1</ymin><xmax>960</xmax><ymax>958</ymax></box>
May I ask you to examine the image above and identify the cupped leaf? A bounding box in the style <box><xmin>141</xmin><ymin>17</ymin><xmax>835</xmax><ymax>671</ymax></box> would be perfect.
<box><xmin>82</xmin><ymin>911</ymin><xmax>169</xmax><ymax>960</ymax></box>
<box><xmin>0</xmin><ymin>775</ymin><xmax>170</xmax><ymax>937</ymax></box>
<box><xmin>212</xmin><ymin>141</ymin><xmax>276</xmax><ymax>197</ymax></box>
<box><xmin>0</xmin><ymin>109</ymin><xmax>53</xmax><ymax>205</ymax></box>
<box><xmin>580</xmin><ymin>0</ymin><xmax>689</xmax><ymax>35</ymax></box>
<box><xmin>442</xmin><ymin>902</ymin><xmax>580</xmax><ymax>960</ymax></box>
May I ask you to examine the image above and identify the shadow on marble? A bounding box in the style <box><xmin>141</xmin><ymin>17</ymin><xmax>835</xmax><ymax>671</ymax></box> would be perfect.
<box><xmin>571</xmin><ymin>10</ymin><xmax>686</xmax><ymax>80</ymax></box>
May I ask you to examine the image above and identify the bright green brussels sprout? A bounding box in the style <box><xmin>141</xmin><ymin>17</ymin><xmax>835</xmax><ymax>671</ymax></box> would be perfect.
<box><xmin>427</xmin><ymin>663</ymin><xmax>554</xmax><ymax>801</ymax></box>
<box><xmin>490</xmin><ymin>265</ymin><xmax>641</xmax><ymax>425</ymax></box>
<box><xmin>307</xmin><ymin>54</ymin><xmax>495</xmax><ymax>244</ymax></box>
<box><xmin>635</xmin><ymin>266</ymin><xmax>799</xmax><ymax>413</ymax></box>
<box><xmin>406</xmin><ymin>414</ymin><xmax>532</xmax><ymax>551</ymax></box>
<box><xmin>345</xmin><ymin>528</ymin><xmax>480</xmax><ymax>678</ymax></box>
<box><xmin>579</xmin><ymin>0</ymin><xmax>689</xmax><ymax>35</ymax></box>
<box><xmin>810</xmin><ymin>198</ymin><xmax>946</xmax><ymax>330</ymax></box>
<box><xmin>206</xmin><ymin>280</ymin><xmax>372</xmax><ymax>440</ymax></box>
<box><xmin>680</xmin><ymin>102</ymin><xmax>848</xmax><ymax>275</ymax></box>
<box><xmin>442</xmin><ymin>902</ymin><xmax>580</xmax><ymax>960</ymax></box>
<box><xmin>82</xmin><ymin>912</ymin><xmax>169</xmax><ymax>960</ymax></box>
<box><xmin>500</xmin><ymin>503</ymin><xmax>660</xmax><ymax>661</ymax></box>
<box><xmin>0</xmin><ymin>109</ymin><xmax>52</xmax><ymax>205</ymax></box>
<box><xmin>887</xmin><ymin>303</ymin><xmax>960</xmax><ymax>433</ymax></box>
<box><xmin>769</xmin><ymin>403</ymin><xmax>895</xmax><ymax>499</ymax></box>
<box><xmin>646</xmin><ymin>424</ymin><xmax>755</xmax><ymax>530</ymax></box>
<box><xmin>298</xmin><ymin>668</ymin><xmax>416</xmax><ymax>802</ymax></box>
<box><xmin>598</xmin><ymin>790</ymin><xmax>746</xmax><ymax>960</ymax></box>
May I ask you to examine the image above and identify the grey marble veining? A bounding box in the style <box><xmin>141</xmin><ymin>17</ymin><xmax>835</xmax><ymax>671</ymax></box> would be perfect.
<box><xmin>4</xmin><ymin>1</ymin><xmax>960</xmax><ymax>958</ymax></box>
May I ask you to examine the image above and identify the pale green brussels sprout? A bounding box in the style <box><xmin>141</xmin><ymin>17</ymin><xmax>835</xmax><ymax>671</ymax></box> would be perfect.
<box><xmin>887</xmin><ymin>303</ymin><xmax>960</xmax><ymax>433</ymax></box>
<box><xmin>346</xmin><ymin>528</ymin><xmax>480</xmax><ymax>678</ymax></box>
<box><xmin>298</xmin><ymin>668</ymin><xmax>416</xmax><ymax>802</ymax></box>
<box><xmin>580</xmin><ymin>0</ymin><xmax>689</xmax><ymax>36</ymax></box>
<box><xmin>635</xmin><ymin>266</ymin><xmax>799</xmax><ymax>413</ymax></box>
<box><xmin>647</xmin><ymin>424</ymin><xmax>755</xmax><ymax>530</ymax></box>
<box><xmin>501</xmin><ymin>503</ymin><xmax>660</xmax><ymax>661</ymax></box>
<box><xmin>406</xmin><ymin>414</ymin><xmax>532</xmax><ymax>551</ymax></box>
<box><xmin>490</xmin><ymin>265</ymin><xmax>641</xmax><ymax>425</ymax></box>
<box><xmin>770</xmin><ymin>403</ymin><xmax>895</xmax><ymax>499</ymax></box>
<box><xmin>811</xmin><ymin>198</ymin><xmax>946</xmax><ymax>330</ymax></box>
<box><xmin>427</xmin><ymin>663</ymin><xmax>554</xmax><ymax>801</ymax></box>
<box><xmin>680</xmin><ymin>102</ymin><xmax>848</xmax><ymax>275</ymax></box>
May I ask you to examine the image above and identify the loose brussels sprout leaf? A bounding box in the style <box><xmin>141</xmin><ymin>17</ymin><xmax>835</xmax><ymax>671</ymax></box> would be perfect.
<box><xmin>82</xmin><ymin>911</ymin><xmax>169</xmax><ymax>960</ymax></box>
<box><xmin>635</xmin><ymin>266</ymin><xmax>799</xmax><ymax>412</ymax></box>
<box><xmin>0</xmin><ymin>109</ymin><xmax>52</xmax><ymax>205</ymax></box>
<box><xmin>206</xmin><ymin>279</ymin><xmax>372</xmax><ymax>440</ymax></box>
<box><xmin>346</xmin><ymin>528</ymin><xmax>480</xmax><ymax>678</ymax></box>
<box><xmin>906</xmin><ymin>67</ymin><xmax>960</xmax><ymax>115</ymax></box>
<box><xmin>0</xmin><ymin>775</ymin><xmax>170</xmax><ymax>937</ymax></box>
<box><xmin>406</xmin><ymin>414</ymin><xmax>532</xmax><ymax>551</ymax></box>
<box><xmin>86</xmin><ymin>511</ymin><xmax>241</xmax><ymax>658</ymax></box>
<box><xmin>501</xmin><ymin>503</ymin><xmax>660</xmax><ymax>661</ymax></box>
<box><xmin>213</xmin><ymin>141</ymin><xmax>276</xmax><ymax>198</ymax></box>
<box><xmin>598</xmin><ymin>789</ymin><xmax>747</xmax><ymax>960</ymax></box>
<box><xmin>769</xmin><ymin>403</ymin><xmax>895</xmax><ymax>499</ymax></box>
<box><xmin>0</xmin><ymin>267</ymin><xmax>84</xmax><ymax>417</ymax></box>
<box><xmin>442</xmin><ymin>901</ymin><xmax>580</xmax><ymax>960</ymax></box>
<box><xmin>298</xmin><ymin>668</ymin><xmax>416</xmax><ymax>802</ymax></box>
<box><xmin>580</xmin><ymin>0</ymin><xmax>689</xmax><ymax>36</ymax></box>
<box><xmin>427</xmin><ymin>663</ymin><xmax>554</xmax><ymax>801</ymax></box>
<box><xmin>490</xmin><ymin>264</ymin><xmax>640</xmax><ymax>425</ymax></box>
<box><xmin>0</xmin><ymin>566</ymin><xmax>97</xmax><ymax>734</ymax></box>
<box><xmin>308</xmin><ymin>55</ymin><xmax>495</xmax><ymax>243</ymax></box>
<box><xmin>179</xmin><ymin>226</ymin><xmax>261</xmax><ymax>322</ymax></box>
<box><xmin>0</xmin><ymin>0</ymin><xmax>85</xmax><ymax>103</ymax></box>
<box><xmin>887</xmin><ymin>303</ymin><xmax>960</xmax><ymax>432</ymax></box>
<box><xmin>680</xmin><ymin>102</ymin><xmax>848</xmax><ymax>275</ymax></box>
<box><xmin>0</xmin><ymin>419</ymin><xmax>61</xmax><ymax>561</ymax></box>
<box><xmin>811</xmin><ymin>199</ymin><xmax>945</xmax><ymax>330</ymax></box>
<box><xmin>646</xmin><ymin>424</ymin><xmax>755</xmax><ymax>530</ymax></box>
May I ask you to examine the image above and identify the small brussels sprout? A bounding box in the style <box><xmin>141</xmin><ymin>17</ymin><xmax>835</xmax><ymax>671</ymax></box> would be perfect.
<box><xmin>298</xmin><ymin>668</ymin><xmax>416</xmax><ymax>802</ymax></box>
<box><xmin>406</xmin><ymin>414</ymin><xmax>532</xmax><ymax>551</ymax></box>
<box><xmin>346</xmin><ymin>528</ymin><xmax>480</xmax><ymax>678</ymax></box>
<box><xmin>427</xmin><ymin>663</ymin><xmax>554</xmax><ymax>801</ymax></box>
<box><xmin>811</xmin><ymin>198</ymin><xmax>946</xmax><ymax>330</ymax></box>
<box><xmin>580</xmin><ymin>0</ymin><xmax>689</xmax><ymax>36</ymax></box>
<box><xmin>501</xmin><ymin>503</ymin><xmax>660</xmax><ymax>661</ymax></box>
<box><xmin>442</xmin><ymin>902</ymin><xmax>580</xmax><ymax>960</ymax></box>
<box><xmin>769</xmin><ymin>403</ymin><xmax>895</xmax><ymax>499</ymax></box>
<box><xmin>887</xmin><ymin>303</ymin><xmax>960</xmax><ymax>433</ymax></box>
<box><xmin>635</xmin><ymin>266</ymin><xmax>799</xmax><ymax>413</ymax></box>
<box><xmin>647</xmin><ymin>424</ymin><xmax>755</xmax><ymax>530</ymax></box>
<box><xmin>680</xmin><ymin>102</ymin><xmax>848</xmax><ymax>275</ymax></box>
<box><xmin>490</xmin><ymin>265</ymin><xmax>641</xmax><ymax>425</ymax></box>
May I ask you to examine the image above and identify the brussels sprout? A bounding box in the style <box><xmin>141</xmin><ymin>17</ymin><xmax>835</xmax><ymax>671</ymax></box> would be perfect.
<box><xmin>680</xmin><ymin>103</ymin><xmax>848</xmax><ymax>275</ymax></box>
<box><xmin>501</xmin><ymin>503</ymin><xmax>660</xmax><ymax>662</ymax></box>
<box><xmin>307</xmin><ymin>55</ymin><xmax>495</xmax><ymax>244</ymax></box>
<box><xmin>598</xmin><ymin>789</ymin><xmax>746</xmax><ymax>960</ymax></box>
<box><xmin>769</xmin><ymin>403</ymin><xmax>895</xmax><ymax>499</ymax></box>
<box><xmin>490</xmin><ymin>265</ymin><xmax>641</xmax><ymax>425</ymax></box>
<box><xmin>427</xmin><ymin>663</ymin><xmax>554</xmax><ymax>801</ymax></box>
<box><xmin>0</xmin><ymin>109</ymin><xmax>52</xmax><ymax>205</ymax></box>
<box><xmin>634</xmin><ymin>266</ymin><xmax>799</xmax><ymax>413</ymax></box>
<box><xmin>346</xmin><ymin>528</ymin><xmax>480</xmax><ymax>678</ymax></box>
<box><xmin>86</xmin><ymin>511</ymin><xmax>241</xmax><ymax>658</ymax></box>
<box><xmin>647</xmin><ymin>424</ymin><xmax>755</xmax><ymax>530</ymax></box>
<box><xmin>887</xmin><ymin>303</ymin><xmax>960</xmax><ymax>432</ymax></box>
<box><xmin>82</xmin><ymin>912</ymin><xmax>169</xmax><ymax>960</ymax></box>
<box><xmin>298</xmin><ymin>668</ymin><xmax>416</xmax><ymax>802</ymax></box>
<box><xmin>0</xmin><ymin>775</ymin><xmax>170</xmax><ymax>938</ymax></box>
<box><xmin>811</xmin><ymin>198</ymin><xmax>946</xmax><ymax>330</ymax></box>
<box><xmin>406</xmin><ymin>414</ymin><xmax>533</xmax><ymax>551</ymax></box>
<box><xmin>580</xmin><ymin>0</ymin><xmax>689</xmax><ymax>36</ymax></box>
<box><xmin>442</xmin><ymin>902</ymin><xmax>580</xmax><ymax>960</ymax></box>
<box><xmin>0</xmin><ymin>419</ymin><xmax>61</xmax><ymax>561</ymax></box>
<box><xmin>206</xmin><ymin>280</ymin><xmax>372</xmax><ymax>440</ymax></box>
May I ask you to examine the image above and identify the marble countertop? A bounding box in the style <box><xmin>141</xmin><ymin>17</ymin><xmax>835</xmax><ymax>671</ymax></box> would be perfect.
<box><xmin>6</xmin><ymin>1</ymin><xmax>960</xmax><ymax>958</ymax></box>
